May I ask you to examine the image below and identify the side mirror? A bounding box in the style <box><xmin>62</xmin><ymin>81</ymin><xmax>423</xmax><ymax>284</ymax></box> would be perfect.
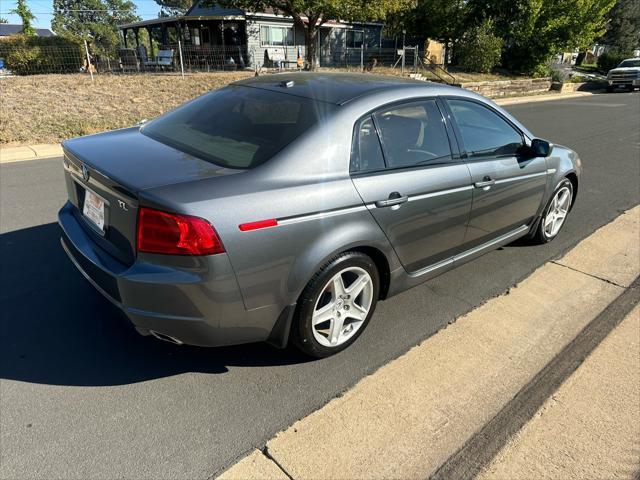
<box><xmin>530</xmin><ymin>138</ymin><xmax>553</xmax><ymax>157</ymax></box>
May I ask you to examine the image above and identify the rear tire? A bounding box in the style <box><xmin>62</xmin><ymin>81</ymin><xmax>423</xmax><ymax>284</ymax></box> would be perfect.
<box><xmin>531</xmin><ymin>178</ymin><xmax>574</xmax><ymax>244</ymax></box>
<box><xmin>291</xmin><ymin>251</ymin><xmax>380</xmax><ymax>358</ymax></box>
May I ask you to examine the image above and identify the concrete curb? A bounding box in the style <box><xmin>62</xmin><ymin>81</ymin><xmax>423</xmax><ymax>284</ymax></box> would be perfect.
<box><xmin>494</xmin><ymin>90</ymin><xmax>598</xmax><ymax>106</ymax></box>
<box><xmin>217</xmin><ymin>205</ymin><xmax>640</xmax><ymax>480</ymax></box>
<box><xmin>0</xmin><ymin>144</ymin><xmax>63</xmax><ymax>164</ymax></box>
<box><xmin>0</xmin><ymin>90</ymin><xmax>599</xmax><ymax>165</ymax></box>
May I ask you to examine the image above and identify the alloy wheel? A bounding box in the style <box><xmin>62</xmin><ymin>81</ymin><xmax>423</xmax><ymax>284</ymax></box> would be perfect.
<box><xmin>311</xmin><ymin>266</ymin><xmax>374</xmax><ymax>348</ymax></box>
<box><xmin>543</xmin><ymin>186</ymin><xmax>572</xmax><ymax>238</ymax></box>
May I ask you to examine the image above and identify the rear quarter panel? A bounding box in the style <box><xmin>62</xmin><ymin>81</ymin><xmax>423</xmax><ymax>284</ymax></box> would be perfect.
<box><xmin>142</xmin><ymin>110</ymin><xmax>401</xmax><ymax>312</ymax></box>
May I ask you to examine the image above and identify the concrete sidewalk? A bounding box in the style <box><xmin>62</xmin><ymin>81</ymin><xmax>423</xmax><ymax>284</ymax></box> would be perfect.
<box><xmin>218</xmin><ymin>205</ymin><xmax>640</xmax><ymax>480</ymax></box>
<box><xmin>0</xmin><ymin>143</ymin><xmax>62</xmax><ymax>164</ymax></box>
<box><xmin>0</xmin><ymin>90</ymin><xmax>598</xmax><ymax>165</ymax></box>
<box><xmin>477</xmin><ymin>303</ymin><xmax>640</xmax><ymax>480</ymax></box>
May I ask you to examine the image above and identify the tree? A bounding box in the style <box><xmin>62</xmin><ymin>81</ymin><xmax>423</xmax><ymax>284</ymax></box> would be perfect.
<box><xmin>467</xmin><ymin>0</ymin><xmax>616</xmax><ymax>73</ymax></box>
<box><xmin>154</xmin><ymin>0</ymin><xmax>193</xmax><ymax>17</ymax></box>
<box><xmin>457</xmin><ymin>20</ymin><xmax>503</xmax><ymax>73</ymax></box>
<box><xmin>405</xmin><ymin>0</ymin><xmax>467</xmax><ymax>64</ymax></box>
<box><xmin>52</xmin><ymin>0</ymin><xmax>140</xmax><ymax>56</ymax></box>
<box><xmin>602</xmin><ymin>0</ymin><xmax>640</xmax><ymax>55</ymax></box>
<box><xmin>0</xmin><ymin>17</ymin><xmax>9</xmax><ymax>23</ymax></box>
<box><xmin>216</xmin><ymin>0</ymin><xmax>411</xmax><ymax>69</ymax></box>
<box><xmin>10</xmin><ymin>0</ymin><xmax>36</xmax><ymax>36</ymax></box>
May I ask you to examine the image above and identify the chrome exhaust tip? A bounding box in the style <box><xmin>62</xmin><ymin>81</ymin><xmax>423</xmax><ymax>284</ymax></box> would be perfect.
<box><xmin>150</xmin><ymin>330</ymin><xmax>184</xmax><ymax>345</ymax></box>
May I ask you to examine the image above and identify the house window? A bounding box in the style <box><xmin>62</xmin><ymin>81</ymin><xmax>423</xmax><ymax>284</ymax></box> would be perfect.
<box><xmin>260</xmin><ymin>25</ymin><xmax>294</xmax><ymax>46</ymax></box>
<box><xmin>346</xmin><ymin>30</ymin><xmax>363</xmax><ymax>48</ymax></box>
<box><xmin>200</xmin><ymin>27</ymin><xmax>210</xmax><ymax>45</ymax></box>
<box><xmin>192</xmin><ymin>27</ymin><xmax>200</xmax><ymax>46</ymax></box>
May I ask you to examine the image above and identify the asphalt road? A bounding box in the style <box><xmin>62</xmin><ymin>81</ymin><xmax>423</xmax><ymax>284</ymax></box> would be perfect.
<box><xmin>1</xmin><ymin>92</ymin><xmax>639</xmax><ymax>480</ymax></box>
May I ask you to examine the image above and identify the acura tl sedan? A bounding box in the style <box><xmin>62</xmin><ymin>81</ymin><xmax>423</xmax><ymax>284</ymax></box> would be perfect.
<box><xmin>59</xmin><ymin>73</ymin><xmax>581</xmax><ymax>357</ymax></box>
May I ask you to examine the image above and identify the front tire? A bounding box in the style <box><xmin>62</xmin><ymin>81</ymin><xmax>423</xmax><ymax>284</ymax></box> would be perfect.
<box><xmin>532</xmin><ymin>178</ymin><xmax>574</xmax><ymax>244</ymax></box>
<box><xmin>291</xmin><ymin>252</ymin><xmax>380</xmax><ymax>358</ymax></box>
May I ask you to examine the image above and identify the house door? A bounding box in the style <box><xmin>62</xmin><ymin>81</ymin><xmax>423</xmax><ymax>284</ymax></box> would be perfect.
<box><xmin>319</xmin><ymin>28</ymin><xmax>330</xmax><ymax>66</ymax></box>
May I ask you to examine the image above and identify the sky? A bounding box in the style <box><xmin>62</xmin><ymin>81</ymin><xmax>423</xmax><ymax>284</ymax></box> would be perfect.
<box><xmin>0</xmin><ymin>0</ymin><xmax>163</xmax><ymax>29</ymax></box>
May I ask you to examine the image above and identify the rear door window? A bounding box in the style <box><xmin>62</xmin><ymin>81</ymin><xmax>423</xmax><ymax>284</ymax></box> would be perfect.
<box><xmin>142</xmin><ymin>86</ymin><xmax>333</xmax><ymax>169</ymax></box>
<box><xmin>373</xmin><ymin>100</ymin><xmax>453</xmax><ymax>169</ymax></box>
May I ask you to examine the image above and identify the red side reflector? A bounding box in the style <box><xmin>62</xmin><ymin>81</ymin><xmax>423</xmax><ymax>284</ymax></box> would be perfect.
<box><xmin>137</xmin><ymin>207</ymin><xmax>224</xmax><ymax>256</ymax></box>
<box><xmin>238</xmin><ymin>219</ymin><xmax>278</xmax><ymax>231</ymax></box>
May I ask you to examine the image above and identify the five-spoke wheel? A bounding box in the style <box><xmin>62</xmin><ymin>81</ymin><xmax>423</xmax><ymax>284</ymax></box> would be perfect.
<box><xmin>292</xmin><ymin>252</ymin><xmax>379</xmax><ymax>357</ymax></box>
<box><xmin>532</xmin><ymin>178</ymin><xmax>574</xmax><ymax>243</ymax></box>
<box><xmin>311</xmin><ymin>266</ymin><xmax>374</xmax><ymax>348</ymax></box>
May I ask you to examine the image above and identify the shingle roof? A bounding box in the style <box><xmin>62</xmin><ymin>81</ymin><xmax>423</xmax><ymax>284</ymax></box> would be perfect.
<box><xmin>0</xmin><ymin>24</ymin><xmax>55</xmax><ymax>37</ymax></box>
<box><xmin>185</xmin><ymin>1</ymin><xmax>244</xmax><ymax>18</ymax></box>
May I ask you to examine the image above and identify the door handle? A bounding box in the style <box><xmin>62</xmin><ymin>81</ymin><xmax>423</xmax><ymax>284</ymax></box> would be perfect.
<box><xmin>474</xmin><ymin>176</ymin><xmax>496</xmax><ymax>189</ymax></box>
<box><xmin>375</xmin><ymin>192</ymin><xmax>409</xmax><ymax>208</ymax></box>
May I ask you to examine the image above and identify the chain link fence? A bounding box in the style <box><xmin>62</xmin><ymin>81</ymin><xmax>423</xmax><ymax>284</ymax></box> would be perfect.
<box><xmin>0</xmin><ymin>41</ymin><xmax>455</xmax><ymax>84</ymax></box>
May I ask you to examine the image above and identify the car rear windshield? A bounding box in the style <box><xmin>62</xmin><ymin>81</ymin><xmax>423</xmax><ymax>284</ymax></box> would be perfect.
<box><xmin>618</xmin><ymin>59</ymin><xmax>640</xmax><ymax>67</ymax></box>
<box><xmin>142</xmin><ymin>85</ymin><xmax>333</xmax><ymax>169</ymax></box>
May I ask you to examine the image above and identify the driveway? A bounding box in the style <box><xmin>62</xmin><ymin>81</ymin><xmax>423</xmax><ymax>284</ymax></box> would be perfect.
<box><xmin>1</xmin><ymin>91</ymin><xmax>639</xmax><ymax>479</ymax></box>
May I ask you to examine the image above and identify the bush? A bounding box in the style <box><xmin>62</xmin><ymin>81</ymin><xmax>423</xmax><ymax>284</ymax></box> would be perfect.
<box><xmin>531</xmin><ymin>63</ymin><xmax>551</xmax><ymax>78</ymax></box>
<box><xmin>0</xmin><ymin>35</ymin><xmax>84</xmax><ymax>75</ymax></box>
<box><xmin>597</xmin><ymin>50</ymin><xmax>627</xmax><ymax>73</ymax></box>
<box><xmin>457</xmin><ymin>20</ymin><xmax>503</xmax><ymax>73</ymax></box>
<box><xmin>549</xmin><ymin>66</ymin><xmax>566</xmax><ymax>83</ymax></box>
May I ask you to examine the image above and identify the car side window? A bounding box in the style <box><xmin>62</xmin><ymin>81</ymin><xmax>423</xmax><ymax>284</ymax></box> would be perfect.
<box><xmin>351</xmin><ymin>116</ymin><xmax>386</xmax><ymax>173</ymax></box>
<box><xmin>373</xmin><ymin>100</ymin><xmax>452</xmax><ymax>169</ymax></box>
<box><xmin>447</xmin><ymin>99</ymin><xmax>524</xmax><ymax>158</ymax></box>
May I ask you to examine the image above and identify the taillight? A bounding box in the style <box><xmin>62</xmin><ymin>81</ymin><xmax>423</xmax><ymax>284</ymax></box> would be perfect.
<box><xmin>137</xmin><ymin>207</ymin><xmax>224</xmax><ymax>256</ymax></box>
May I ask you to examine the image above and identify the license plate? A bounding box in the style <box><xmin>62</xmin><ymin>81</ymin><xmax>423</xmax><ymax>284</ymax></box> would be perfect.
<box><xmin>83</xmin><ymin>188</ymin><xmax>105</xmax><ymax>230</ymax></box>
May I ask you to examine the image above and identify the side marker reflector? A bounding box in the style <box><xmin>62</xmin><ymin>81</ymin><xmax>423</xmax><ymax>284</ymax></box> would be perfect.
<box><xmin>239</xmin><ymin>219</ymin><xmax>278</xmax><ymax>231</ymax></box>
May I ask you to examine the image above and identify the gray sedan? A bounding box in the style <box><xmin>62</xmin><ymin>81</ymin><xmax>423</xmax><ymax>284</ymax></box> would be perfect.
<box><xmin>59</xmin><ymin>73</ymin><xmax>581</xmax><ymax>357</ymax></box>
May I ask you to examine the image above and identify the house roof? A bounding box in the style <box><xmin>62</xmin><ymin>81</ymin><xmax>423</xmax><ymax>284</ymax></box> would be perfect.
<box><xmin>185</xmin><ymin>2</ymin><xmax>244</xmax><ymax>18</ymax></box>
<box><xmin>0</xmin><ymin>24</ymin><xmax>55</xmax><ymax>37</ymax></box>
<box><xmin>118</xmin><ymin>2</ymin><xmax>384</xmax><ymax>30</ymax></box>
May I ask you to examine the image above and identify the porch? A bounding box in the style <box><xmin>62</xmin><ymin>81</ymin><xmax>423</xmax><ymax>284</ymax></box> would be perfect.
<box><xmin>119</xmin><ymin>17</ymin><xmax>249</xmax><ymax>71</ymax></box>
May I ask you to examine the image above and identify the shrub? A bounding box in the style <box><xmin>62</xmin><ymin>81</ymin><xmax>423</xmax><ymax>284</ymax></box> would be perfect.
<box><xmin>597</xmin><ymin>50</ymin><xmax>627</xmax><ymax>73</ymax></box>
<box><xmin>549</xmin><ymin>66</ymin><xmax>566</xmax><ymax>83</ymax></box>
<box><xmin>457</xmin><ymin>20</ymin><xmax>503</xmax><ymax>74</ymax></box>
<box><xmin>531</xmin><ymin>63</ymin><xmax>552</xmax><ymax>79</ymax></box>
<box><xmin>0</xmin><ymin>35</ymin><xmax>84</xmax><ymax>75</ymax></box>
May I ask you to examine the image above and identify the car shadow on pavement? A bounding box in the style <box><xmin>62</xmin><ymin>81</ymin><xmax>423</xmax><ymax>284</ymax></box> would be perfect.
<box><xmin>0</xmin><ymin>223</ymin><xmax>311</xmax><ymax>387</ymax></box>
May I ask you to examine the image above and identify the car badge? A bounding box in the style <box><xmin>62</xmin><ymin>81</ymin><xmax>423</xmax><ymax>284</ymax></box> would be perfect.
<box><xmin>82</xmin><ymin>164</ymin><xmax>90</xmax><ymax>182</ymax></box>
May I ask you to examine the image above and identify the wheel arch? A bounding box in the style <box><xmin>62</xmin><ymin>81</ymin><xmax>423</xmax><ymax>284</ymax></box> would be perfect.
<box><xmin>283</xmin><ymin>215</ymin><xmax>399</xmax><ymax>307</ymax></box>
<box><xmin>350</xmin><ymin>245</ymin><xmax>391</xmax><ymax>300</ymax></box>
<box><xmin>565</xmin><ymin>171</ymin><xmax>578</xmax><ymax>211</ymax></box>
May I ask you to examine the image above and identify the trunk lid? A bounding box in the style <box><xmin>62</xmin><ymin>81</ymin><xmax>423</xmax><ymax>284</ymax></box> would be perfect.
<box><xmin>62</xmin><ymin>127</ymin><xmax>241</xmax><ymax>266</ymax></box>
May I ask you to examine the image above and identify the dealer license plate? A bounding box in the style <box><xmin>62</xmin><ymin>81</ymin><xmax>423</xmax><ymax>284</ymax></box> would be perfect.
<box><xmin>82</xmin><ymin>188</ymin><xmax>105</xmax><ymax>230</ymax></box>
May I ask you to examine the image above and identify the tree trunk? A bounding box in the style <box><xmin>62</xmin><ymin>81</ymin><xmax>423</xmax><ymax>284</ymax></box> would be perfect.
<box><xmin>305</xmin><ymin>26</ymin><xmax>318</xmax><ymax>70</ymax></box>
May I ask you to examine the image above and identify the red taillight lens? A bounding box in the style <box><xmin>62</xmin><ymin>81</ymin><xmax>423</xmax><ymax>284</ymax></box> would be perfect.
<box><xmin>137</xmin><ymin>207</ymin><xmax>224</xmax><ymax>256</ymax></box>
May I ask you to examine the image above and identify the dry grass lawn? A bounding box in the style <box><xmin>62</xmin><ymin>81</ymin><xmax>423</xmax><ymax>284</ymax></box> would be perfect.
<box><xmin>0</xmin><ymin>72</ymin><xmax>253</xmax><ymax>145</ymax></box>
<box><xmin>0</xmin><ymin>68</ymin><xmax>530</xmax><ymax>146</ymax></box>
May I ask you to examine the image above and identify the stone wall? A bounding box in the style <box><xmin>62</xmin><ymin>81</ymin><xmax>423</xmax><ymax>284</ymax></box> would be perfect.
<box><xmin>459</xmin><ymin>78</ymin><xmax>552</xmax><ymax>98</ymax></box>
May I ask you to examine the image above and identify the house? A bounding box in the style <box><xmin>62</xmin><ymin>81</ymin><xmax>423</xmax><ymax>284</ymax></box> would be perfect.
<box><xmin>0</xmin><ymin>24</ymin><xmax>55</xmax><ymax>38</ymax></box>
<box><xmin>117</xmin><ymin>1</ymin><xmax>384</xmax><ymax>69</ymax></box>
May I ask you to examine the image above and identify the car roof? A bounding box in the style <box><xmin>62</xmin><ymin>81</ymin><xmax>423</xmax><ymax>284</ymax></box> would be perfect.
<box><xmin>232</xmin><ymin>72</ymin><xmax>462</xmax><ymax>105</ymax></box>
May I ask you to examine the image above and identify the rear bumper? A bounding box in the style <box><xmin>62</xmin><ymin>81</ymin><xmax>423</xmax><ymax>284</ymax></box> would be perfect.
<box><xmin>58</xmin><ymin>201</ymin><xmax>282</xmax><ymax>347</ymax></box>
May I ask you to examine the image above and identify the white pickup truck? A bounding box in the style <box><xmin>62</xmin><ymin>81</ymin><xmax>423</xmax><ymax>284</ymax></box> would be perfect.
<box><xmin>606</xmin><ymin>58</ymin><xmax>640</xmax><ymax>92</ymax></box>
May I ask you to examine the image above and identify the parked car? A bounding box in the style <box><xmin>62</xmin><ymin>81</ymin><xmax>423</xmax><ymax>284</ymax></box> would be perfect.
<box><xmin>59</xmin><ymin>73</ymin><xmax>581</xmax><ymax>357</ymax></box>
<box><xmin>606</xmin><ymin>58</ymin><xmax>640</xmax><ymax>92</ymax></box>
